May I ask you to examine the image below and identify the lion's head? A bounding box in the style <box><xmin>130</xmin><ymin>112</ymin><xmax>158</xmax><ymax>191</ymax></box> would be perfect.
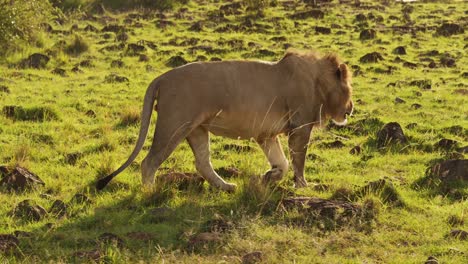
<box><xmin>317</xmin><ymin>54</ymin><xmax>354</xmax><ymax>126</ymax></box>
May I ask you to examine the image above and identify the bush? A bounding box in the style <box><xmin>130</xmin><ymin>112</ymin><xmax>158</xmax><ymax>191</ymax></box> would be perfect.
<box><xmin>0</xmin><ymin>0</ymin><xmax>54</xmax><ymax>55</ymax></box>
<box><xmin>64</xmin><ymin>34</ymin><xmax>89</xmax><ymax>56</ymax></box>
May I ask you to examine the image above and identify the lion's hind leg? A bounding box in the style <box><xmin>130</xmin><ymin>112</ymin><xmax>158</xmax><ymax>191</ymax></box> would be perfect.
<box><xmin>141</xmin><ymin>119</ymin><xmax>194</xmax><ymax>186</ymax></box>
<box><xmin>187</xmin><ymin>127</ymin><xmax>236</xmax><ymax>192</ymax></box>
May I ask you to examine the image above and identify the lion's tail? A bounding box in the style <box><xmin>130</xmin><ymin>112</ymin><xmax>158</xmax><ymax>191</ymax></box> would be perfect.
<box><xmin>96</xmin><ymin>79</ymin><xmax>160</xmax><ymax>191</ymax></box>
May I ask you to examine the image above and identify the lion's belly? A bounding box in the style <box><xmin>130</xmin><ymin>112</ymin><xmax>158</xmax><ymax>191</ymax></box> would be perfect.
<box><xmin>202</xmin><ymin>110</ymin><xmax>289</xmax><ymax>140</ymax></box>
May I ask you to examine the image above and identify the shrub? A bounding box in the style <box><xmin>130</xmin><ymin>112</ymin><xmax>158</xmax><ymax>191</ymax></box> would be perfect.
<box><xmin>64</xmin><ymin>34</ymin><xmax>89</xmax><ymax>56</ymax></box>
<box><xmin>0</xmin><ymin>0</ymin><xmax>54</xmax><ymax>55</ymax></box>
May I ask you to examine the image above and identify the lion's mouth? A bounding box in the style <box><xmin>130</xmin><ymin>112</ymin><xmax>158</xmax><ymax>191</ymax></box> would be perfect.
<box><xmin>332</xmin><ymin>118</ymin><xmax>348</xmax><ymax>126</ymax></box>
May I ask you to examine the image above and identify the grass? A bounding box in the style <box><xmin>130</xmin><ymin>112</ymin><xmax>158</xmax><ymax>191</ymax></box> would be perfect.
<box><xmin>0</xmin><ymin>0</ymin><xmax>467</xmax><ymax>263</ymax></box>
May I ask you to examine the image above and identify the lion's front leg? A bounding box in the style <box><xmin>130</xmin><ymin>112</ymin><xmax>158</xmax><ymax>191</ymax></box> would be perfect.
<box><xmin>288</xmin><ymin>125</ymin><xmax>312</xmax><ymax>188</ymax></box>
<box><xmin>258</xmin><ymin>137</ymin><xmax>289</xmax><ymax>185</ymax></box>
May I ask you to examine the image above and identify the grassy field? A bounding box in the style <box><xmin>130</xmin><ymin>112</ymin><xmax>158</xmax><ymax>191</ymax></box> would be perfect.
<box><xmin>0</xmin><ymin>0</ymin><xmax>467</xmax><ymax>263</ymax></box>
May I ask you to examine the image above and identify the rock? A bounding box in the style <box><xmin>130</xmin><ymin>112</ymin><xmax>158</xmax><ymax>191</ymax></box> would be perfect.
<box><xmin>202</xmin><ymin>215</ymin><xmax>234</xmax><ymax>233</ymax></box>
<box><xmin>377</xmin><ymin>122</ymin><xmax>407</xmax><ymax>147</ymax></box>
<box><xmin>359</xmin><ymin>52</ymin><xmax>384</xmax><ymax>63</ymax></box>
<box><xmin>411</xmin><ymin>103</ymin><xmax>422</xmax><ymax>109</ymax></box>
<box><xmin>166</xmin><ymin>55</ymin><xmax>187</xmax><ymax>68</ymax></box>
<box><xmin>350</xmin><ymin>146</ymin><xmax>361</xmax><ymax>155</ymax></box>
<box><xmin>395</xmin><ymin>97</ymin><xmax>405</xmax><ymax>104</ymax></box>
<box><xmin>101</xmin><ymin>24</ymin><xmax>125</xmax><ymax>33</ymax></box>
<box><xmin>216</xmin><ymin>167</ymin><xmax>240</xmax><ymax>178</ymax></box>
<box><xmin>223</xmin><ymin>144</ymin><xmax>253</xmax><ymax>152</ymax></box>
<box><xmin>0</xmin><ymin>234</ymin><xmax>19</xmax><ymax>254</ymax></box>
<box><xmin>220</xmin><ymin>2</ymin><xmax>243</xmax><ymax>15</ymax></box>
<box><xmin>188</xmin><ymin>21</ymin><xmax>203</xmax><ymax>31</ymax></box>
<box><xmin>71</xmin><ymin>66</ymin><xmax>83</xmax><ymax>73</ymax></box>
<box><xmin>13</xmin><ymin>230</ymin><xmax>32</xmax><ymax>238</ymax></box>
<box><xmin>150</xmin><ymin>206</ymin><xmax>174</xmax><ymax>222</ymax></box>
<box><xmin>157</xmin><ymin>172</ymin><xmax>205</xmax><ymax>190</ymax></box>
<box><xmin>354</xmin><ymin>179</ymin><xmax>404</xmax><ymax>206</ymax></box>
<box><xmin>49</xmin><ymin>200</ymin><xmax>67</xmax><ymax>218</ymax></box>
<box><xmin>281</xmin><ymin>196</ymin><xmax>363</xmax><ymax>221</ymax></box>
<box><xmin>403</xmin><ymin>61</ymin><xmax>417</xmax><ymax>69</ymax></box>
<box><xmin>409</xmin><ymin>79</ymin><xmax>431</xmax><ymax>90</ymax></box>
<box><xmin>126</xmin><ymin>232</ymin><xmax>153</xmax><ymax>241</ymax></box>
<box><xmin>428</xmin><ymin>61</ymin><xmax>437</xmax><ymax>68</ymax></box>
<box><xmin>104</xmin><ymin>73</ymin><xmax>129</xmax><ymax>83</ymax></box>
<box><xmin>84</xmin><ymin>24</ymin><xmax>98</xmax><ymax>32</ymax></box>
<box><xmin>19</xmin><ymin>53</ymin><xmax>50</xmax><ymax>69</ymax></box>
<box><xmin>110</xmin><ymin>60</ymin><xmax>124</xmax><ymax>68</ymax></box>
<box><xmin>0</xmin><ymin>165</ymin><xmax>45</xmax><ymax>191</ymax></box>
<box><xmin>435</xmin><ymin>139</ymin><xmax>459</xmax><ymax>151</ymax></box>
<box><xmin>440</xmin><ymin>56</ymin><xmax>456</xmax><ymax>67</ymax></box>
<box><xmin>425</xmin><ymin>256</ymin><xmax>439</xmax><ymax>264</ymax></box>
<box><xmin>188</xmin><ymin>232</ymin><xmax>222</xmax><ymax>249</ymax></box>
<box><xmin>426</xmin><ymin>159</ymin><xmax>467</xmax><ymax>182</ymax></box>
<box><xmin>139</xmin><ymin>54</ymin><xmax>150</xmax><ymax>62</ymax></box>
<box><xmin>242</xmin><ymin>251</ymin><xmax>263</xmax><ymax>264</ymax></box>
<box><xmin>73</xmin><ymin>249</ymin><xmax>101</xmax><ymax>261</ymax></box>
<box><xmin>393</xmin><ymin>46</ymin><xmax>406</xmax><ymax>55</ymax></box>
<box><xmin>115</xmin><ymin>32</ymin><xmax>129</xmax><ymax>42</ymax></box>
<box><xmin>65</xmin><ymin>152</ymin><xmax>83</xmax><ymax>165</ymax></box>
<box><xmin>0</xmin><ymin>85</ymin><xmax>10</xmax><ymax>93</ymax></box>
<box><xmin>436</xmin><ymin>23</ymin><xmax>464</xmax><ymax>37</ymax></box>
<box><xmin>359</xmin><ymin>29</ymin><xmax>376</xmax><ymax>40</ymax></box>
<box><xmin>315</xmin><ymin>26</ymin><xmax>331</xmax><ymax>34</ymax></box>
<box><xmin>290</xmin><ymin>10</ymin><xmax>324</xmax><ymax>20</ymax></box>
<box><xmin>354</xmin><ymin>13</ymin><xmax>367</xmax><ymax>22</ymax></box>
<box><xmin>78</xmin><ymin>59</ymin><xmax>94</xmax><ymax>68</ymax></box>
<box><xmin>257</xmin><ymin>49</ymin><xmax>276</xmax><ymax>57</ymax></box>
<box><xmin>323</xmin><ymin>140</ymin><xmax>345</xmax><ymax>148</ymax></box>
<box><xmin>12</xmin><ymin>200</ymin><xmax>47</xmax><ymax>221</ymax></box>
<box><xmin>51</xmin><ymin>68</ymin><xmax>67</xmax><ymax>77</ymax></box>
<box><xmin>449</xmin><ymin>229</ymin><xmax>468</xmax><ymax>240</ymax></box>
<box><xmin>98</xmin><ymin>233</ymin><xmax>125</xmax><ymax>248</ymax></box>
<box><xmin>70</xmin><ymin>193</ymin><xmax>92</xmax><ymax>204</ymax></box>
<box><xmin>126</xmin><ymin>43</ymin><xmax>146</xmax><ymax>54</ymax></box>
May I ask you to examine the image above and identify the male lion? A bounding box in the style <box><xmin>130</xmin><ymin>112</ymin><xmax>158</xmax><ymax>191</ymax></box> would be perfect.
<box><xmin>97</xmin><ymin>51</ymin><xmax>353</xmax><ymax>191</ymax></box>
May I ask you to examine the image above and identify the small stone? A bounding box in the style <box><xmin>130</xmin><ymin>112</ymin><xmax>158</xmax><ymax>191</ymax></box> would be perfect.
<box><xmin>166</xmin><ymin>55</ymin><xmax>187</xmax><ymax>68</ymax></box>
<box><xmin>359</xmin><ymin>29</ymin><xmax>376</xmax><ymax>40</ymax></box>
<box><xmin>411</xmin><ymin>103</ymin><xmax>422</xmax><ymax>109</ymax></box>
<box><xmin>359</xmin><ymin>52</ymin><xmax>384</xmax><ymax>63</ymax></box>
<box><xmin>395</xmin><ymin>97</ymin><xmax>405</xmax><ymax>104</ymax></box>
<box><xmin>393</xmin><ymin>46</ymin><xmax>406</xmax><ymax>55</ymax></box>
<box><xmin>350</xmin><ymin>146</ymin><xmax>362</xmax><ymax>155</ymax></box>
<box><xmin>0</xmin><ymin>234</ymin><xmax>19</xmax><ymax>254</ymax></box>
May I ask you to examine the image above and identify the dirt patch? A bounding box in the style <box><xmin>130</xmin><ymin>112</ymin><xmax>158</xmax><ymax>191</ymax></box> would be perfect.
<box><xmin>393</xmin><ymin>46</ymin><xmax>406</xmax><ymax>55</ymax></box>
<box><xmin>315</xmin><ymin>26</ymin><xmax>331</xmax><ymax>34</ymax></box>
<box><xmin>98</xmin><ymin>233</ymin><xmax>125</xmax><ymax>248</ymax></box>
<box><xmin>353</xmin><ymin>179</ymin><xmax>405</xmax><ymax>206</ymax></box>
<box><xmin>376</xmin><ymin>122</ymin><xmax>407</xmax><ymax>147</ymax></box>
<box><xmin>49</xmin><ymin>200</ymin><xmax>67</xmax><ymax>218</ymax></box>
<box><xmin>73</xmin><ymin>249</ymin><xmax>101</xmax><ymax>261</ymax></box>
<box><xmin>435</xmin><ymin>139</ymin><xmax>459</xmax><ymax>151</ymax></box>
<box><xmin>126</xmin><ymin>232</ymin><xmax>154</xmax><ymax>241</ymax></box>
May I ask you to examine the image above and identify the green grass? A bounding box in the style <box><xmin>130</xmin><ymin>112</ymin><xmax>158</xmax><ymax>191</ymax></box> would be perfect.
<box><xmin>0</xmin><ymin>0</ymin><xmax>467</xmax><ymax>263</ymax></box>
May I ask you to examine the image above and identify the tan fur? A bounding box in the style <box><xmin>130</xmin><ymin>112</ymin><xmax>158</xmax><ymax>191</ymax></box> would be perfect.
<box><xmin>97</xmin><ymin>51</ymin><xmax>353</xmax><ymax>191</ymax></box>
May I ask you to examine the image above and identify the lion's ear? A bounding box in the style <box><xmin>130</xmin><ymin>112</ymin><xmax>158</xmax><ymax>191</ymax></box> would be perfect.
<box><xmin>337</xmin><ymin>63</ymin><xmax>349</xmax><ymax>81</ymax></box>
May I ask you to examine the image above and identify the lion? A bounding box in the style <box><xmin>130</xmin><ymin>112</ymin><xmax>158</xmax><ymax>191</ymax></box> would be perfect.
<box><xmin>96</xmin><ymin>51</ymin><xmax>353</xmax><ymax>192</ymax></box>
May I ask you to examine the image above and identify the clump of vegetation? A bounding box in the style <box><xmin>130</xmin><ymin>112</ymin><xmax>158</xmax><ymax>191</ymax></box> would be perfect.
<box><xmin>0</xmin><ymin>0</ymin><xmax>54</xmax><ymax>55</ymax></box>
<box><xmin>64</xmin><ymin>34</ymin><xmax>89</xmax><ymax>56</ymax></box>
<box><xmin>117</xmin><ymin>108</ymin><xmax>140</xmax><ymax>127</ymax></box>
<box><xmin>3</xmin><ymin>105</ymin><xmax>60</xmax><ymax>122</ymax></box>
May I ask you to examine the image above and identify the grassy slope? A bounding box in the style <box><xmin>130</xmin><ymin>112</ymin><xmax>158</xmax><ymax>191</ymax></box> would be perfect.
<box><xmin>0</xmin><ymin>0</ymin><xmax>467</xmax><ymax>263</ymax></box>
